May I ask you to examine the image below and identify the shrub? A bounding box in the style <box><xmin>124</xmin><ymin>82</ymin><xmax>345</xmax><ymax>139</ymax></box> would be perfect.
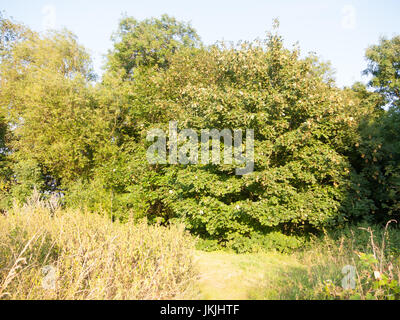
<box><xmin>195</xmin><ymin>239</ymin><xmax>221</xmax><ymax>252</ymax></box>
<box><xmin>195</xmin><ymin>231</ymin><xmax>304</xmax><ymax>254</ymax></box>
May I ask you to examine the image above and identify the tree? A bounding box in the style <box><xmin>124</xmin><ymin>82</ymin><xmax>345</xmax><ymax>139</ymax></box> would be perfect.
<box><xmin>364</xmin><ymin>36</ymin><xmax>400</xmax><ymax>109</ymax></box>
<box><xmin>108</xmin><ymin>27</ymin><xmax>376</xmax><ymax>240</ymax></box>
<box><xmin>106</xmin><ymin>14</ymin><xmax>201</xmax><ymax>77</ymax></box>
<box><xmin>0</xmin><ymin>14</ymin><xmax>33</xmax><ymax>207</ymax></box>
<box><xmin>354</xmin><ymin>35</ymin><xmax>400</xmax><ymax>223</ymax></box>
<box><xmin>0</xmin><ymin>12</ymin><xmax>32</xmax><ymax>62</ymax></box>
<box><xmin>0</xmin><ymin>28</ymin><xmax>98</xmax><ymax>189</ymax></box>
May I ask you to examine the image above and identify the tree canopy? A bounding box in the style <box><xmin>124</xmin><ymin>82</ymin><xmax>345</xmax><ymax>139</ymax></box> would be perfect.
<box><xmin>0</xmin><ymin>14</ymin><xmax>398</xmax><ymax>247</ymax></box>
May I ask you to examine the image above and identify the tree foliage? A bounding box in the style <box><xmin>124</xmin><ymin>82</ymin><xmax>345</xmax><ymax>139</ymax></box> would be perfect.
<box><xmin>364</xmin><ymin>36</ymin><xmax>400</xmax><ymax>108</ymax></box>
<box><xmin>0</xmin><ymin>14</ymin><xmax>398</xmax><ymax>246</ymax></box>
<box><xmin>354</xmin><ymin>36</ymin><xmax>400</xmax><ymax>223</ymax></box>
<box><xmin>107</xmin><ymin>14</ymin><xmax>201</xmax><ymax>76</ymax></box>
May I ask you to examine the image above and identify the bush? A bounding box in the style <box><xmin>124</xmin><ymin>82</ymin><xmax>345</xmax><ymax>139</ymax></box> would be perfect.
<box><xmin>195</xmin><ymin>231</ymin><xmax>304</xmax><ymax>254</ymax></box>
<box><xmin>195</xmin><ymin>239</ymin><xmax>221</xmax><ymax>252</ymax></box>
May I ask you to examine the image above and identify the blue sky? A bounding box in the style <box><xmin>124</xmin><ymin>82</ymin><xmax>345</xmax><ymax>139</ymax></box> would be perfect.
<box><xmin>2</xmin><ymin>0</ymin><xmax>400</xmax><ymax>87</ymax></box>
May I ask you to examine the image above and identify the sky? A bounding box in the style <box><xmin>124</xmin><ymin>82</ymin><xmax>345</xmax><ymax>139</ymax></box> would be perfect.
<box><xmin>2</xmin><ymin>0</ymin><xmax>400</xmax><ymax>88</ymax></box>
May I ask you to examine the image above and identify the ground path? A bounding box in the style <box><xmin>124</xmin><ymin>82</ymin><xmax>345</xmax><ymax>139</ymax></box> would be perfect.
<box><xmin>194</xmin><ymin>250</ymin><xmax>306</xmax><ymax>300</ymax></box>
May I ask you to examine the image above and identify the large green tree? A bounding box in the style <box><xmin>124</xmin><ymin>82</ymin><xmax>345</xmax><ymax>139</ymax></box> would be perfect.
<box><xmin>0</xmin><ymin>25</ymin><xmax>101</xmax><ymax>201</ymax></box>
<box><xmin>106</xmin><ymin>14</ymin><xmax>201</xmax><ymax>77</ymax></box>
<box><xmin>103</xmin><ymin>23</ymin><xmax>377</xmax><ymax>240</ymax></box>
<box><xmin>0</xmin><ymin>14</ymin><xmax>33</xmax><ymax>206</ymax></box>
<box><xmin>355</xmin><ymin>35</ymin><xmax>400</xmax><ymax>222</ymax></box>
<box><xmin>364</xmin><ymin>36</ymin><xmax>400</xmax><ymax>108</ymax></box>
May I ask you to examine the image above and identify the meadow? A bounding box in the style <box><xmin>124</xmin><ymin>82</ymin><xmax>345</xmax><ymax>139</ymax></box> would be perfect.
<box><xmin>1</xmin><ymin>192</ymin><xmax>399</xmax><ymax>300</ymax></box>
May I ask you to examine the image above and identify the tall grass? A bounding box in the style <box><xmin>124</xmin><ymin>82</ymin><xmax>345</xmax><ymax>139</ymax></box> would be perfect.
<box><xmin>0</xmin><ymin>192</ymin><xmax>198</xmax><ymax>300</ymax></box>
<box><xmin>248</xmin><ymin>222</ymin><xmax>400</xmax><ymax>300</ymax></box>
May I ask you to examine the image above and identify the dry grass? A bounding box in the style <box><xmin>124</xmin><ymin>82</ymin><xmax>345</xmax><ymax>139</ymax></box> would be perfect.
<box><xmin>0</xmin><ymin>192</ymin><xmax>199</xmax><ymax>300</ymax></box>
<box><xmin>195</xmin><ymin>250</ymin><xmax>302</xmax><ymax>300</ymax></box>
